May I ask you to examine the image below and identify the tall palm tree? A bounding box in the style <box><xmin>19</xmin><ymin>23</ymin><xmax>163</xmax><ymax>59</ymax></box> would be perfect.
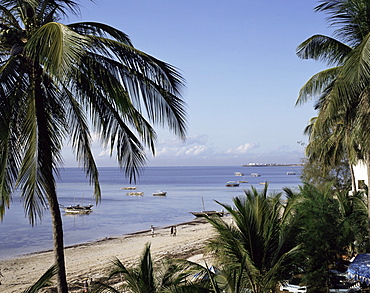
<box><xmin>206</xmin><ymin>185</ymin><xmax>301</xmax><ymax>293</ymax></box>
<box><xmin>296</xmin><ymin>0</ymin><xmax>370</xmax><ymax>232</ymax></box>
<box><xmin>0</xmin><ymin>1</ymin><xmax>187</xmax><ymax>292</ymax></box>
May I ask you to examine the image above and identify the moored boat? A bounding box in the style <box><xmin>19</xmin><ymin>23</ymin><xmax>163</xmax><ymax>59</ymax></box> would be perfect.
<box><xmin>122</xmin><ymin>186</ymin><xmax>137</xmax><ymax>190</ymax></box>
<box><xmin>190</xmin><ymin>211</ymin><xmax>224</xmax><ymax>217</ymax></box>
<box><xmin>63</xmin><ymin>204</ymin><xmax>93</xmax><ymax>214</ymax></box>
<box><xmin>153</xmin><ymin>190</ymin><xmax>167</xmax><ymax>196</ymax></box>
<box><xmin>286</xmin><ymin>172</ymin><xmax>296</xmax><ymax>175</ymax></box>
<box><xmin>234</xmin><ymin>172</ymin><xmax>244</xmax><ymax>176</ymax></box>
<box><xmin>126</xmin><ymin>192</ymin><xmax>144</xmax><ymax>196</ymax></box>
<box><xmin>226</xmin><ymin>181</ymin><xmax>239</xmax><ymax>187</ymax></box>
<box><xmin>250</xmin><ymin>173</ymin><xmax>261</xmax><ymax>177</ymax></box>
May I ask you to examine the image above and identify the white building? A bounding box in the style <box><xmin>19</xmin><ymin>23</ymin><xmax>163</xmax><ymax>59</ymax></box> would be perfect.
<box><xmin>353</xmin><ymin>161</ymin><xmax>368</xmax><ymax>191</ymax></box>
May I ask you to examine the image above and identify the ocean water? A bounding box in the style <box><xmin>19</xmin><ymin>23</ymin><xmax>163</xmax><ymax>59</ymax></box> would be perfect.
<box><xmin>0</xmin><ymin>165</ymin><xmax>302</xmax><ymax>260</ymax></box>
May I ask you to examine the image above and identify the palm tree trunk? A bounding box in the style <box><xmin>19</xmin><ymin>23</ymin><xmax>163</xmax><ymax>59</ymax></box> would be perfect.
<box><xmin>48</xmin><ymin>189</ymin><xmax>68</xmax><ymax>293</ymax></box>
<box><xmin>34</xmin><ymin>65</ymin><xmax>68</xmax><ymax>292</ymax></box>
<box><xmin>366</xmin><ymin>158</ymin><xmax>370</xmax><ymax>241</ymax></box>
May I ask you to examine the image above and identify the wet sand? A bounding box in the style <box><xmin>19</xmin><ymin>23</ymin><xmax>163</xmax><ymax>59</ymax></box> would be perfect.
<box><xmin>0</xmin><ymin>217</ymin><xmax>220</xmax><ymax>292</ymax></box>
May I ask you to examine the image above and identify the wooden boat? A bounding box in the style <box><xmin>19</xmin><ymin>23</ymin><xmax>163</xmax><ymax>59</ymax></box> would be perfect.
<box><xmin>122</xmin><ymin>186</ymin><xmax>137</xmax><ymax>190</ymax></box>
<box><xmin>153</xmin><ymin>190</ymin><xmax>167</xmax><ymax>196</ymax></box>
<box><xmin>226</xmin><ymin>181</ymin><xmax>239</xmax><ymax>187</ymax></box>
<box><xmin>238</xmin><ymin>180</ymin><xmax>248</xmax><ymax>183</ymax></box>
<box><xmin>126</xmin><ymin>192</ymin><xmax>144</xmax><ymax>196</ymax></box>
<box><xmin>63</xmin><ymin>204</ymin><xmax>93</xmax><ymax>214</ymax></box>
<box><xmin>190</xmin><ymin>197</ymin><xmax>224</xmax><ymax>217</ymax></box>
<box><xmin>190</xmin><ymin>211</ymin><xmax>224</xmax><ymax>217</ymax></box>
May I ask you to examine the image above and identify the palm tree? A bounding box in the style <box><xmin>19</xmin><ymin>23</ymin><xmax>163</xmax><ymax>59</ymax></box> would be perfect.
<box><xmin>92</xmin><ymin>243</ymin><xmax>209</xmax><ymax>293</ymax></box>
<box><xmin>0</xmin><ymin>1</ymin><xmax>186</xmax><ymax>292</ymax></box>
<box><xmin>303</xmin><ymin>114</ymin><xmax>360</xmax><ymax>191</ymax></box>
<box><xmin>206</xmin><ymin>185</ymin><xmax>301</xmax><ymax>293</ymax></box>
<box><xmin>296</xmin><ymin>0</ymin><xmax>370</xmax><ymax>232</ymax></box>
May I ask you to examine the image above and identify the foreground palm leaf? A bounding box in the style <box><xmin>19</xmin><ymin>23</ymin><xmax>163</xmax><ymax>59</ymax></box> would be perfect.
<box><xmin>22</xmin><ymin>264</ymin><xmax>58</xmax><ymax>293</ymax></box>
<box><xmin>0</xmin><ymin>1</ymin><xmax>187</xmax><ymax>292</ymax></box>
<box><xmin>92</xmin><ymin>243</ymin><xmax>209</xmax><ymax>293</ymax></box>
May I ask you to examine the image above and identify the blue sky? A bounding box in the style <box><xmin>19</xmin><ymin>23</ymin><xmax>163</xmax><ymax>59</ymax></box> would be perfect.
<box><xmin>63</xmin><ymin>0</ymin><xmax>333</xmax><ymax>167</ymax></box>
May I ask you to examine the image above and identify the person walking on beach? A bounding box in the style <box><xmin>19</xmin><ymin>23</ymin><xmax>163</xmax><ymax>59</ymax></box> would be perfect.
<box><xmin>170</xmin><ymin>226</ymin><xmax>174</xmax><ymax>236</ymax></box>
<box><xmin>173</xmin><ymin>226</ymin><xmax>177</xmax><ymax>236</ymax></box>
<box><xmin>151</xmin><ymin>225</ymin><xmax>155</xmax><ymax>237</ymax></box>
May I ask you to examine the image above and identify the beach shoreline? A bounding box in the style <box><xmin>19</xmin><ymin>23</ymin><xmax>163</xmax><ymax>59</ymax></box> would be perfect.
<box><xmin>0</xmin><ymin>217</ymin><xmax>220</xmax><ymax>293</ymax></box>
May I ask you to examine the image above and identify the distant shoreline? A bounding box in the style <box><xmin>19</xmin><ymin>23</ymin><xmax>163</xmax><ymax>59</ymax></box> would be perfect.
<box><xmin>242</xmin><ymin>164</ymin><xmax>304</xmax><ymax>167</ymax></box>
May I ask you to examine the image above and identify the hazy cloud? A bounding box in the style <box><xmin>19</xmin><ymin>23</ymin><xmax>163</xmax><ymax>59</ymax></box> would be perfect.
<box><xmin>226</xmin><ymin>143</ymin><xmax>258</xmax><ymax>155</ymax></box>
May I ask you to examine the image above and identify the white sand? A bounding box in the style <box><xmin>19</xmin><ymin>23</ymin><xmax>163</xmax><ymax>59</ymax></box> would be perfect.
<box><xmin>0</xmin><ymin>218</ymin><xmax>220</xmax><ymax>292</ymax></box>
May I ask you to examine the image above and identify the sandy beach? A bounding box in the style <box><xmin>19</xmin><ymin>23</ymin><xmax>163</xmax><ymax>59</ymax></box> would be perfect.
<box><xmin>0</xmin><ymin>218</ymin><xmax>220</xmax><ymax>292</ymax></box>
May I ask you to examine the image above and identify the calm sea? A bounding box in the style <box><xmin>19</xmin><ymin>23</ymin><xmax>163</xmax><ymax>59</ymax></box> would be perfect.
<box><xmin>0</xmin><ymin>165</ymin><xmax>302</xmax><ymax>260</ymax></box>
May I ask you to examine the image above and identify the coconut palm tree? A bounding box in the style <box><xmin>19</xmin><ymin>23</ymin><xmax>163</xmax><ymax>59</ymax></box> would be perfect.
<box><xmin>296</xmin><ymin>0</ymin><xmax>370</xmax><ymax>232</ymax></box>
<box><xmin>206</xmin><ymin>185</ymin><xmax>301</xmax><ymax>293</ymax></box>
<box><xmin>0</xmin><ymin>1</ymin><xmax>186</xmax><ymax>292</ymax></box>
<box><xmin>303</xmin><ymin>113</ymin><xmax>360</xmax><ymax>191</ymax></box>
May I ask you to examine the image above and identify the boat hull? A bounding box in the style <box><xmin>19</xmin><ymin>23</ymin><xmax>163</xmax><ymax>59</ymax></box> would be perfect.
<box><xmin>63</xmin><ymin>204</ymin><xmax>93</xmax><ymax>214</ymax></box>
<box><xmin>190</xmin><ymin>211</ymin><xmax>224</xmax><ymax>217</ymax></box>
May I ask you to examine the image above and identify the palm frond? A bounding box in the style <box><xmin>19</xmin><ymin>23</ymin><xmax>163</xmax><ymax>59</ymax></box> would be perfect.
<box><xmin>296</xmin><ymin>67</ymin><xmax>341</xmax><ymax>105</ymax></box>
<box><xmin>297</xmin><ymin>34</ymin><xmax>352</xmax><ymax>66</ymax></box>
<box><xmin>25</xmin><ymin>21</ymin><xmax>89</xmax><ymax>79</ymax></box>
<box><xmin>22</xmin><ymin>264</ymin><xmax>57</xmax><ymax>293</ymax></box>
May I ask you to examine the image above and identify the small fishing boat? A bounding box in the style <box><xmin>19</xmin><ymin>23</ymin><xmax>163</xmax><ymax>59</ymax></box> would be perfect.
<box><xmin>234</xmin><ymin>172</ymin><xmax>244</xmax><ymax>176</ymax></box>
<box><xmin>153</xmin><ymin>190</ymin><xmax>167</xmax><ymax>196</ymax></box>
<box><xmin>226</xmin><ymin>181</ymin><xmax>239</xmax><ymax>187</ymax></box>
<box><xmin>286</xmin><ymin>172</ymin><xmax>296</xmax><ymax>175</ymax></box>
<box><xmin>190</xmin><ymin>211</ymin><xmax>224</xmax><ymax>217</ymax></box>
<box><xmin>63</xmin><ymin>204</ymin><xmax>93</xmax><ymax>214</ymax></box>
<box><xmin>190</xmin><ymin>197</ymin><xmax>224</xmax><ymax>217</ymax></box>
<box><xmin>126</xmin><ymin>192</ymin><xmax>144</xmax><ymax>196</ymax></box>
<box><xmin>122</xmin><ymin>186</ymin><xmax>137</xmax><ymax>190</ymax></box>
<box><xmin>250</xmin><ymin>173</ymin><xmax>261</xmax><ymax>177</ymax></box>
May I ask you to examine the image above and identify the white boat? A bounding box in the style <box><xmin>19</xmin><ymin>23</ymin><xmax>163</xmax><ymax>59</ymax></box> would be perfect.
<box><xmin>63</xmin><ymin>204</ymin><xmax>93</xmax><ymax>214</ymax></box>
<box><xmin>250</xmin><ymin>173</ymin><xmax>261</xmax><ymax>177</ymax></box>
<box><xmin>153</xmin><ymin>190</ymin><xmax>167</xmax><ymax>196</ymax></box>
<box><xmin>234</xmin><ymin>172</ymin><xmax>244</xmax><ymax>176</ymax></box>
<box><xmin>226</xmin><ymin>181</ymin><xmax>239</xmax><ymax>187</ymax></box>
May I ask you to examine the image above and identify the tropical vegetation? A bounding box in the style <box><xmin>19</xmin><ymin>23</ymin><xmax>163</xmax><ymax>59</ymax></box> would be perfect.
<box><xmin>91</xmin><ymin>243</ymin><xmax>213</xmax><ymax>293</ymax></box>
<box><xmin>206</xmin><ymin>184</ymin><xmax>302</xmax><ymax>293</ymax></box>
<box><xmin>7</xmin><ymin>0</ymin><xmax>370</xmax><ymax>292</ymax></box>
<box><xmin>0</xmin><ymin>0</ymin><xmax>186</xmax><ymax>292</ymax></box>
<box><xmin>295</xmin><ymin>0</ymin><xmax>370</xmax><ymax>231</ymax></box>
